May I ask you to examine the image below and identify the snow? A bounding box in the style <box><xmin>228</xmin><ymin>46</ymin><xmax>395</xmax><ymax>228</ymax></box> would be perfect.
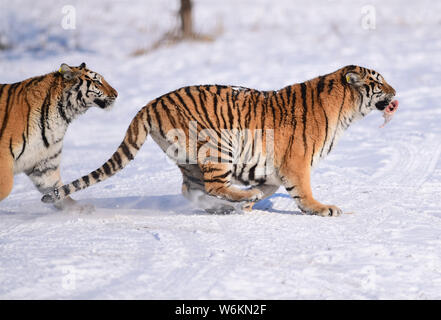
<box><xmin>1</xmin><ymin>0</ymin><xmax>441</xmax><ymax>299</ymax></box>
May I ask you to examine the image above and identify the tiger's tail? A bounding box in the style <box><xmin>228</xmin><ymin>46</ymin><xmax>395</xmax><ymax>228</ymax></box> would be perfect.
<box><xmin>41</xmin><ymin>108</ymin><xmax>149</xmax><ymax>203</ymax></box>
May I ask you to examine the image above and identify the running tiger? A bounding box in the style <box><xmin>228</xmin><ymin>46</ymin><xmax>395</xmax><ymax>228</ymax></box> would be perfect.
<box><xmin>42</xmin><ymin>65</ymin><xmax>397</xmax><ymax>216</ymax></box>
<box><xmin>0</xmin><ymin>63</ymin><xmax>118</xmax><ymax>209</ymax></box>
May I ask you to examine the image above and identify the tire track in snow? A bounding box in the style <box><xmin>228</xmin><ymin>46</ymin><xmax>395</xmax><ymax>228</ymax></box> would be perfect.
<box><xmin>364</xmin><ymin>132</ymin><xmax>441</xmax><ymax>220</ymax></box>
<box><xmin>370</xmin><ymin>133</ymin><xmax>441</xmax><ymax>190</ymax></box>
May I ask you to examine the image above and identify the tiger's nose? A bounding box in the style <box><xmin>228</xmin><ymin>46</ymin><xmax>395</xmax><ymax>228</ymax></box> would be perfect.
<box><xmin>112</xmin><ymin>89</ymin><xmax>118</xmax><ymax>98</ymax></box>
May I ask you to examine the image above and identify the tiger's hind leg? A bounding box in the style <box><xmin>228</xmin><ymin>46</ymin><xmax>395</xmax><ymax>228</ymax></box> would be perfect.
<box><xmin>180</xmin><ymin>165</ymin><xmax>236</xmax><ymax>214</ymax></box>
<box><xmin>242</xmin><ymin>184</ymin><xmax>280</xmax><ymax>212</ymax></box>
<box><xmin>0</xmin><ymin>155</ymin><xmax>14</xmax><ymax>201</ymax></box>
<box><xmin>201</xmin><ymin>163</ymin><xmax>264</xmax><ymax>203</ymax></box>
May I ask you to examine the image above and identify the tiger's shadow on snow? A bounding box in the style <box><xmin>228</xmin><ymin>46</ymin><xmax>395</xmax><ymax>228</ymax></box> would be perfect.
<box><xmin>251</xmin><ymin>193</ymin><xmax>303</xmax><ymax>215</ymax></box>
<box><xmin>82</xmin><ymin>193</ymin><xmax>301</xmax><ymax>215</ymax></box>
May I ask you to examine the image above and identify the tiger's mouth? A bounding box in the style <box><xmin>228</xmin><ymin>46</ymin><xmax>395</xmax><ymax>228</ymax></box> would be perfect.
<box><xmin>379</xmin><ymin>99</ymin><xmax>399</xmax><ymax>128</ymax></box>
<box><xmin>375</xmin><ymin>99</ymin><xmax>390</xmax><ymax>111</ymax></box>
<box><xmin>94</xmin><ymin>98</ymin><xmax>115</xmax><ymax>109</ymax></box>
<box><xmin>384</xmin><ymin>100</ymin><xmax>399</xmax><ymax>113</ymax></box>
<box><xmin>376</xmin><ymin>99</ymin><xmax>398</xmax><ymax>113</ymax></box>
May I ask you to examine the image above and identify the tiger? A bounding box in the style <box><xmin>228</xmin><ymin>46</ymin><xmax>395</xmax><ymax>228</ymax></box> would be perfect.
<box><xmin>42</xmin><ymin>65</ymin><xmax>397</xmax><ymax>216</ymax></box>
<box><xmin>0</xmin><ymin>63</ymin><xmax>118</xmax><ymax>209</ymax></box>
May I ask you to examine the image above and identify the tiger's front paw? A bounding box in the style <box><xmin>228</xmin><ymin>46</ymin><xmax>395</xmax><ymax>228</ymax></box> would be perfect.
<box><xmin>303</xmin><ymin>204</ymin><xmax>343</xmax><ymax>217</ymax></box>
<box><xmin>248</xmin><ymin>190</ymin><xmax>264</xmax><ymax>202</ymax></box>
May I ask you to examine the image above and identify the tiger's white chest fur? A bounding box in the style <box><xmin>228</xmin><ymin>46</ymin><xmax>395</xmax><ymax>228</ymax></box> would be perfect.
<box><xmin>13</xmin><ymin>116</ymin><xmax>67</xmax><ymax>174</ymax></box>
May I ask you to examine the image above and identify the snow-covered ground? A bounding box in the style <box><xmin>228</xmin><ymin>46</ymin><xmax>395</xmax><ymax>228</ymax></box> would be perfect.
<box><xmin>2</xmin><ymin>0</ymin><xmax>441</xmax><ymax>299</ymax></box>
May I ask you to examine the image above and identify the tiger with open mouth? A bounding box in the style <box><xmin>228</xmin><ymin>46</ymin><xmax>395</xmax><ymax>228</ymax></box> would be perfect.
<box><xmin>42</xmin><ymin>65</ymin><xmax>397</xmax><ymax>216</ymax></box>
<box><xmin>0</xmin><ymin>63</ymin><xmax>117</xmax><ymax>209</ymax></box>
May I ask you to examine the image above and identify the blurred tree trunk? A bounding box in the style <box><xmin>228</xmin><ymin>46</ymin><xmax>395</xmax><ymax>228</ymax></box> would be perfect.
<box><xmin>179</xmin><ymin>0</ymin><xmax>194</xmax><ymax>38</ymax></box>
<box><xmin>0</xmin><ymin>33</ymin><xmax>9</xmax><ymax>50</ymax></box>
<box><xmin>133</xmin><ymin>0</ymin><xmax>214</xmax><ymax>56</ymax></box>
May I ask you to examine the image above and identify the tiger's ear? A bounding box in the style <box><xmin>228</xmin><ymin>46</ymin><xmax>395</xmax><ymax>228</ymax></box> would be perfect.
<box><xmin>345</xmin><ymin>72</ymin><xmax>363</xmax><ymax>86</ymax></box>
<box><xmin>58</xmin><ymin>63</ymin><xmax>76</xmax><ymax>80</ymax></box>
<box><xmin>79</xmin><ymin>62</ymin><xmax>86</xmax><ymax>69</ymax></box>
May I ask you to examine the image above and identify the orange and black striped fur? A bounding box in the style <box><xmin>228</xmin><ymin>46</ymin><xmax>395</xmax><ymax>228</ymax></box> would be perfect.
<box><xmin>42</xmin><ymin>65</ymin><xmax>396</xmax><ymax>216</ymax></box>
<box><xmin>0</xmin><ymin>63</ymin><xmax>117</xmax><ymax>209</ymax></box>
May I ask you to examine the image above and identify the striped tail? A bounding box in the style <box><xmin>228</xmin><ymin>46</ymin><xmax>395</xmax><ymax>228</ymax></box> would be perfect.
<box><xmin>42</xmin><ymin>108</ymin><xmax>149</xmax><ymax>203</ymax></box>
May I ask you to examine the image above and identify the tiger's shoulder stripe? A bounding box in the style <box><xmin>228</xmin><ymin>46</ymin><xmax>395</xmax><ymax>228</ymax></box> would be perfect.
<box><xmin>327</xmin><ymin>86</ymin><xmax>347</xmax><ymax>155</ymax></box>
<box><xmin>300</xmin><ymin>82</ymin><xmax>309</xmax><ymax>155</ymax></box>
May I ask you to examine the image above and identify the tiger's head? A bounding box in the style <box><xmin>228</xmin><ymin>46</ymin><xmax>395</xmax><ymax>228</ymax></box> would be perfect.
<box><xmin>59</xmin><ymin>62</ymin><xmax>118</xmax><ymax>110</ymax></box>
<box><xmin>344</xmin><ymin>65</ymin><xmax>397</xmax><ymax>115</ymax></box>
